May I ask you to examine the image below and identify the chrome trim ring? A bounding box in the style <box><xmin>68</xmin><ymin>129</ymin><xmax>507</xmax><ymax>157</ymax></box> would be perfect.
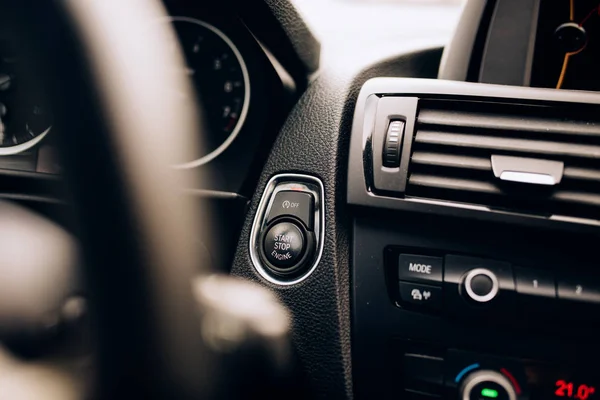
<box><xmin>249</xmin><ymin>174</ymin><xmax>325</xmax><ymax>286</ymax></box>
<box><xmin>464</xmin><ymin>268</ymin><xmax>499</xmax><ymax>303</ymax></box>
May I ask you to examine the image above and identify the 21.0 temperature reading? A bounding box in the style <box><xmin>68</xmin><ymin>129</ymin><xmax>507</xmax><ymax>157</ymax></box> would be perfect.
<box><xmin>555</xmin><ymin>380</ymin><xmax>597</xmax><ymax>400</ymax></box>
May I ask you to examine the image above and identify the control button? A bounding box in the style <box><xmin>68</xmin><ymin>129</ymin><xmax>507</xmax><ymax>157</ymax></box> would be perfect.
<box><xmin>459</xmin><ymin>370</ymin><xmax>517</xmax><ymax>400</ymax></box>
<box><xmin>515</xmin><ymin>267</ymin><xmax>556</xmax><ymax>298</ymax></box>
<box><xmin>557</xmin><ymin>277</ymin><xmax>600</xmax><ymax>304</ymax></box>
<box><xmin>383</xmin><ymin>120</ymin><xmax>405</xmax><ymax>168</ymax></box>
<box><xmin>444</xmin><ymin>255</ymin><xmax>514</xmax><ymax>317</ymax></box>
<box><xmin>263</xmin><ymin>222</ymin><xmax>305</xmax><ymax>269</ymax></box>
<box><xmin>398</xmin><ymin>254</ymin><xmax>443</xmax><ymax>284</ymax></box>
<box><xmin>470</xmin><ymin>274</ymin><xmax>494</xmax><ymax>297</ymax></box>
<box><xmin>266</xmin><ymin>191</ymin><xmax>314</xmax><ymax>230</ymax></box>
<box><xmin>399</xmin><ymin>282</ymin><xmax>442</xmax><ymax>310</ymax></box>
<box><xmin>464</xmin><ymin>269</ymin><xmax>499</xmax><ymax>303</ymax></box>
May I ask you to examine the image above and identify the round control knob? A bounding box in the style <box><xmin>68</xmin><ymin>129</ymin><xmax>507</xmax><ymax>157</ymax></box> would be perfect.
<box><xmin>464</xmin><ymin>268</ymin><xmax>499</xmax><ymax>303</ymax></box>
<box><xmin>460</xmin><ymin>370</ymin><xmax>517</xmax><ymax>400</ymax></box>
<box><xmin>262</xmin><ymin>221</ymin><xmax>305</xmax><ymax>270</ymax></box>
<box><xmin>555</xmin><ymin>22</ymin><xmax>587</xmax><ymax>54</ymax></box>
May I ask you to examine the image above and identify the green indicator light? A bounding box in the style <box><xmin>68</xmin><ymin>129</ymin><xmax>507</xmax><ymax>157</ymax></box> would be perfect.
<box><xmin>481</xmin><ymin>388</ymin><xmax>499</xmax><ymax>398</ymax></box>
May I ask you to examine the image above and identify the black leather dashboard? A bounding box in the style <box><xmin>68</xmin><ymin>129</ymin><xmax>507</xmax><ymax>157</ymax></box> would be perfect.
<box><xmin>231</xmin><ymin>46</ymin><xmax>444</xmax><ymax>399</ymax></box>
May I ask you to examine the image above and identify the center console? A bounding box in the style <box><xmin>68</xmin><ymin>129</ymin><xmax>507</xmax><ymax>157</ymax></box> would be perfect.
<box><xmin>353</xmin><ymin>214</ymin><xmax>600</xmax><ymax>400</ymax></box>
<box><xmin>347</xmin><ymin>78</ymin><xmax>600</xmax><ymax>399</ymax></box>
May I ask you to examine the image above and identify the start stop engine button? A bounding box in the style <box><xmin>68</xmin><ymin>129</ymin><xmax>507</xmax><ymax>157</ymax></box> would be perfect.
<box><xmin>263</xmin><ymin>222</ymin><xmax>305</xmax><ymax>269</ymax></box>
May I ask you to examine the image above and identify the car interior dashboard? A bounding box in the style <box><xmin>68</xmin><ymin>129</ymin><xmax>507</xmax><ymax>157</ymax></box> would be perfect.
<box><xmin>0</xmin><ymin>0</ymin><xmax>299</xmax><ymax>270</ymax></box>
<box><xmin>1</xmin><ymin>0</ymin><xmax>600</xmax><ymax>399</ymax></box>
<box><xmin>0</xmin><ymin>1</ymin><xmax>294</xmax><ymax>189</ymax></box>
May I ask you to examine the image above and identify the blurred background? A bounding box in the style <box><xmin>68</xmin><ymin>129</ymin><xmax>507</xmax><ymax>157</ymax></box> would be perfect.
<box><xmin>291</xmin><ymin>0</ymin><xmax>466</xmax><ymax>52</ymax></box>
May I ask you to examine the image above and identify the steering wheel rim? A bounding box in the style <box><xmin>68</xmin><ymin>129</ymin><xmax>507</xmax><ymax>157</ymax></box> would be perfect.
<box><xmin>0</xmin><ymin>0</ymin><xmax>216</xmax><ymax>398</ymax></box>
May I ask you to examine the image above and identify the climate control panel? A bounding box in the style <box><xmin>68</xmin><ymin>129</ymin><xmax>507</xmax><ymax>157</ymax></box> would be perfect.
<box><xmin>399</xmin><ymin>346</ymin><xmax>598</xmax><ymax>400</ymax></box>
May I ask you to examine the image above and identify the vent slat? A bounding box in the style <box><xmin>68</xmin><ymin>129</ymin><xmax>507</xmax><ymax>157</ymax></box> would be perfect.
<box><xmin>409</xmin><ymin>174</ymin><xmax>600</xmax><ymax>208</ymax></box>
<box><xmin>411</xmin><ymin>153</ymin><xmax>600</xmax><ymax>184</ymax></box>
<box><xmin>416</xmin><ymin>130</ymin><xmax>600</xmax><ymax>159</ymax></box>
<box><xmin>411</xmin><ymin>152</ymin><xmax>491</xmax><ymax>171</ymax></box>
<box><xmin>418</xmin><ymin>109</ymin><xmax>600</xmax><ymax>138</ymax></box>
<box><xmin>564</xmin><ymin>167</ymin><xmax>600</xmax><ymax>183</ymax></box>
<box><xmin>409</xmin><ymin>174</ymin><xmax>500</xmax><ymax>194</ymax></box>
<box><xmin>553</xmin><ymin>191</ymin><xmax>600</xmax><ymax>207</ymax></box>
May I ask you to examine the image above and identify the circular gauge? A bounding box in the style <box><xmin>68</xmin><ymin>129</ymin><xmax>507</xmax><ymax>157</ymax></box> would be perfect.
<box><xmin>0</xmin><ymin>41</ymin><xmax>52</xmax><ymax>155</ymax></box>
<box><xmin>169</xmin><ymin>17</ymin><xmax>250</xmax><ymax>168</ymax></box>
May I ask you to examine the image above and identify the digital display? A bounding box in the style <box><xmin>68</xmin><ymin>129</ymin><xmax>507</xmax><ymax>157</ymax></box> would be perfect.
<box><xmin>524</xmin><ymin>364</ymin><xmax>599</xmax><ymax>400</ymax></box>
<box><xmin>555</xmin><ymin>380</ymin><xmax>597</xmax><ymax>400</ymax></box>
<box><xmin>530</xmin><ymin>0</ymin><xmax>600</xmax><ymax>91</ymax></box>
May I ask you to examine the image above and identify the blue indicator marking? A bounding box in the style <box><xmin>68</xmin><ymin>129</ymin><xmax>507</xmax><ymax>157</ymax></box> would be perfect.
<box><xmin>455</xmin><ymin>363</ymin><xmax>480</xmax><ymax>383</ymax></box>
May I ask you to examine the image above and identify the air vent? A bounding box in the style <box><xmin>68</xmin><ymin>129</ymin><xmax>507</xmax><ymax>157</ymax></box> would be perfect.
<box><xmin>406</xmin><ymin>99</ymin><xmax>600</xmax><ymax>221</ymax></box>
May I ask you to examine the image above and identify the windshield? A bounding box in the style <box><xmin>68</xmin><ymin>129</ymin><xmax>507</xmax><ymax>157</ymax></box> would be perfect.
<box><xmin>292</xmin><ymin>0</ymin><xmax>465</xmax><ymax>52</ymax></box>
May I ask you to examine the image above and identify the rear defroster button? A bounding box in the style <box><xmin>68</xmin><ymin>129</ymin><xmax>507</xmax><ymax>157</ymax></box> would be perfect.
<box><xmin>263</xmin><ymin>222</ymin><xmax>305</xmax><ymax>270</ymax></box>
<box><xmin>399</xmin><ymin>282</ymin><xmax>442</xmax><ymax>311</ymax></box>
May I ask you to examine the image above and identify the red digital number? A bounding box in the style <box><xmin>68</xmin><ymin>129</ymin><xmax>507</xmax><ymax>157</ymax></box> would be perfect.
<box><xmin>578</xmin><ymin>385</ymin><xmax>596</xmax><ymax>400</ymax></box>
<box><xmin>557</xmin><ymin>380</ymin><xmax>569</xmax><ymax>397</ymax></box>
<box><xmin>555</xmin><ymin>380</ymin><xmax>597</xmax><ymax>400</ymax></box>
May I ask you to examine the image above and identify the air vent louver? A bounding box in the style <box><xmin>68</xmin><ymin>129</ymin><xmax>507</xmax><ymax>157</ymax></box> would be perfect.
<box><xmin>406</xmin><ymin>99</ymin><xmax>600</xmax><ymax>220</ymax></box>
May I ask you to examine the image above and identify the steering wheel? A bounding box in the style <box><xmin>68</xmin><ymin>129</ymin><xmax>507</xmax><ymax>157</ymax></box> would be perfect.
<box><xmin>0</xmin><ymin>1</ymin><xmax>292</xmax><ymax>398</ymax></box>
